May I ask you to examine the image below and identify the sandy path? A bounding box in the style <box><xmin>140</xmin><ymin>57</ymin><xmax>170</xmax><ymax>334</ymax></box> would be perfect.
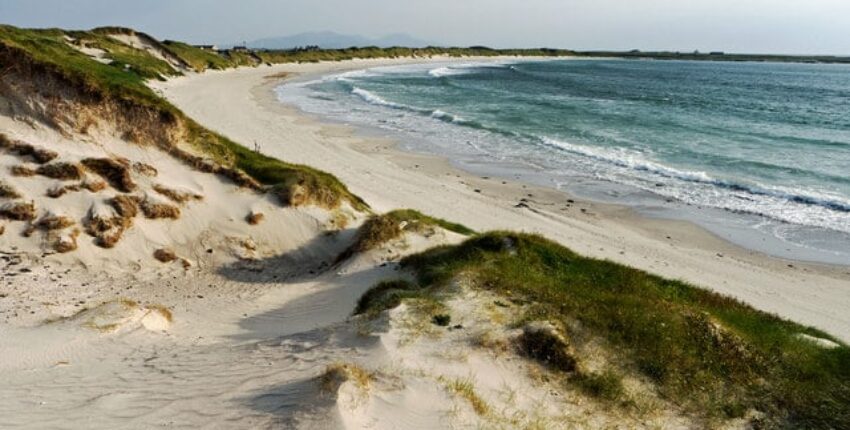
<box><xmin>154</xmin><ymin>59</ymin><xmax>850</xmax><ymax>342</ymax></box>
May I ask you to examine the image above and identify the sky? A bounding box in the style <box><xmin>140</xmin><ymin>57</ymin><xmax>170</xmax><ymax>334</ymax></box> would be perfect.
<box><xmin>1</xmin><ymin>0</ymin><xmax>849</xmax><ymax>54</ymax></box>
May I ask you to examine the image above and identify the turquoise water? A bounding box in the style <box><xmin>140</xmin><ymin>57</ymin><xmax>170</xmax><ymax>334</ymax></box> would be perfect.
<box><xmin>277</xmin><ymin>59</ymin><xmax>850</xmax><ymax>263</ymax></box>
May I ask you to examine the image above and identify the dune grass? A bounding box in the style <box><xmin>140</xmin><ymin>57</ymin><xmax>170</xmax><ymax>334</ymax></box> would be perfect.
<box><xmin>337</xmin><ymin>209</ymin><xmax>473</xmax><ymax>262</ymax></box>
<box><xmin>67</xmin><ymin>30</ymin><xmax>180</xmax><ymax>80</ymax></box>
<box><xmin>353</xmin><ymin>279</ymin><xmax>422</xmax><ymax>318</ymax></box>
<box><xmin>161</xmin><ymin>40</ymin><xmax>232</xmax><ymax>71</ymax></box>
<box><xmin>0</xmin><ymin>25</ymin><xmax>367</xmax><ymax>210</ymax></box>
<box><xmin>396</xmin><ymin>232</ymin><xmax>850</xmax><ymax>428</ymax></box>
<box><xmin>0</xmin><ymin>25</ymin><xmax>179</xmax><ymax>113</ymax></box>
<box><xmin>440</xmin><ymin>376</ymin><xmax>491</xmax><ymax>416</ymax></box>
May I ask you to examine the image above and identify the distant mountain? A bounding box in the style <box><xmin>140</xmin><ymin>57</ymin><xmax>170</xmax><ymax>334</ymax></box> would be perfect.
<box><xmin>247</xmin><ymin>31</ymin><xmax>435</xmax><ymax>49</ymax></box>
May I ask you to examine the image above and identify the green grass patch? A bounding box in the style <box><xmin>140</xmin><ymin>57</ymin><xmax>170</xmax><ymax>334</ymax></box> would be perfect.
<box><xmin>401</xmin><ymin>232</ymin><xmax>850</xmax><ymax>428</ymax></box>
<box><xmin>0</xmin><ymin>25</ymin><xmax>366</xmax><ymax>211</ymax></box>
<box><xmin>353</xmin><ymin>279</ymin><xmax>423</xmax><ymax>318</ymax></box>
<box><xmin>161</xmin><ymin>40</ymin><xmax>231</xmax><ymax>72</ymax></box>
<box><xmin>68</xmin><ymin>30</ymin><xmax>180</xmax><ymax>80</ymax></box>
<box><xmin>0</xmin><ymin>26</ymin><xmax>166</xmax><ymax>108</ymax></box>
<box><xmin>573</xmin><ymin>370</ymin><xmax>624</xmax><ymax>401</ymax></box>
<box><xmin>337</xmin><ymin>209</ymin><xmax>473</xmax><ymax>262</ymax></box>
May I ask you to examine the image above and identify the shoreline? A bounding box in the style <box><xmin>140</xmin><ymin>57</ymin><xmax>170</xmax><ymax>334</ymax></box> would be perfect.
<box><xmin>154</xmin><ymin>58</ymin><xmax>850</xmax><ymax>341</ymax></box>
<box><xmin>276</xmin><ymin>58</ymin><xmax>850</xmax><ymax>266</ymax></box>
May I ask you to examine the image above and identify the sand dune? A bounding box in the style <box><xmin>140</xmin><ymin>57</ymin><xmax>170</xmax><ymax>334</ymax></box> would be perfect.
<box><xmin>154</xmin><ymin>60</ymin><xmax>850</xmax><ymax>342</ymax></box>
<box><xmin>1</xmin><ymin>50</ymin><xmax>848</xmax><ymax>429</ymax></box>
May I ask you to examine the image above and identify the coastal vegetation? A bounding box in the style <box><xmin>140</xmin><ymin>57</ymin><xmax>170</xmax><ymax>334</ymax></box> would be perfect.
<box><xmin>2</xmin><ymin>22</ymin><xmax>848</xmax><ymax>427</ymax></box>
<box><xmin>160</xmin><ymin>40</ymin><xmax>232</xmax><ymax>72</ymax></box>
<box><xmin>337</xmin><ymin>209</ymin><xmax>474</xmax><ymax>262</ymax></box>
<box><xmin>0</xmin><ymin>25</ymin><xmax>365</xmax><ymax>210</ymax></box>
<box><xmin>354</xmin><ymin>232</ymin><xmax>850</xmax><ymax>428</ymax></box>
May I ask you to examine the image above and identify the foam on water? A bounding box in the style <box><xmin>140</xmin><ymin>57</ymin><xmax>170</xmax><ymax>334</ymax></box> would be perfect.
<box><xmin>276</xmin><ymin>59</ymin><xmax>850</xmax><ymax>263</ymax></box>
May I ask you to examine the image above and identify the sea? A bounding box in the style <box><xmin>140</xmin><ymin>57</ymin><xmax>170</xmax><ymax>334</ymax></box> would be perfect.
<box><xmin>276</xmin><ymin>58</ymin><xmax>850</xmax><ymax>265</ymax></box>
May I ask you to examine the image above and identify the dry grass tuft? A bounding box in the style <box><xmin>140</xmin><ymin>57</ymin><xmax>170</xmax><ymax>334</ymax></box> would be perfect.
<box><xmin>31</xmin><ymin>147</ymin><xmax>59</xmax><ymax>164</ymax></box>
<box><xmin>10</xmin><ymin>165</ymin><xmax>36</xmax><ymax>177</ymax></box>
<box><xmin>329</xmin><ymin>210</ymin><xmax>350</xmax><ymax>230</ymax></box>
<box><xmin>36</xmin><ymin>213</ymin><xmax>75</xmax><ymax>231</ymax></box>
<box><xmin>246</xmin><ymin>210</ymin><xmax>264</xmax><ymax>225</ymax></box>
<box><xmin>81</xmin><ymin>158</ymin><xmax>136</xmax><ymax>192</ymax></box>
<box><xmin>54</xmin><ymin>228</ymin><xmax>80</xmax><ymax>253</ymax></box>
<box><xmin>82</xmin><ymin>178</ymin><xmax>107</xmax><ymax>192</ymax></box>
<box><xmin>0</xmin><ymin>181</ymin><xmax>21</xmax><ymax>199</ymax></box>
<box><xmin>440</xmin><ymin>376</ymin><xmax>491</xmax><ymax>416</ymax></box>
<box><xmin>0</xmin><ymin>201</ymin><xmax>36</xmax><ymax>221</ymax></box>
<box><xmin>36</xmin><ymin>162</ymin><xmax>84</xmax><ymax>180</ymax></box>
<box><xmin>140</xmin><ymin>199</ymin><xmax>181</xmax><ymax>219</ymax></box>
<box><xmin>153</xmin><ymin>248</ymin><xmax>178</xmax><ymax>263</ymax></box>
<box><xmin>471</xmin><ymin>330</ymin><xmax>513</xmax><ymax>355</ymax></box>
<box><xmin>132</xmin><ymin>162</ymin><xmax>158</xmax><ymax>177</ymax></box>
<box><xmin>146</xmin><ymin>304</ymin><xmax>173</xmax><ymax>322</ymax></box>
<box><xmin>84</xmin><ymin>201</ymin><xmax>134</xmax><ymax>248</ymax></box>
<box><xmin>152</xmin><ymin>184</ymin><xmax>202</xmax><ymax>204</ymax></box>
<box><xmin>319</xmin><ymin>363</ymin><xmax>374</xmax><ymax>394</ymax></box>
<box><xmin>46</xmin><ymin>184</ymin><xmax>81</xmax><ymax>198</ymax></box>
<box><xmin>110</xmin><ymin>195</ymin><xmax>139</xmax><ymax>218</ymax></box>
<box><xmin>0</xmin><ymin>137</ymin><xmax>58</xmax><ymax>164</ymax></box>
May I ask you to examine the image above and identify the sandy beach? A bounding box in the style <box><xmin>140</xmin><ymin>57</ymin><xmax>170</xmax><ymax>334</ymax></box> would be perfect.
<box><xmin>1</xmin><ymin>49</ymin><xmax>847</xmax><ymax>429</ymax></box>
<box><xmin>155</xmin><ymin>58</ymin><xmax>850</xmax><ymax>341</ymax></box>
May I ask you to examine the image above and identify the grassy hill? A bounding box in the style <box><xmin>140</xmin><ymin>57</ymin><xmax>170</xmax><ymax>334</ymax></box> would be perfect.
<box><xmin>2</xmin><ymin>24</ymin><xmax>848</xmax><ymax>428</ymax></box>
<box><xmin>0</xmin><ymin>25</ymin><xmax>366</xmax><ymax>210</ymax></box>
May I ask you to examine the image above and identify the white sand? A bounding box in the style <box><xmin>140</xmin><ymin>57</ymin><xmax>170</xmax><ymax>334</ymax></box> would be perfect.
<box><xmin>154</xmin><ymin>59</ymin><xmax>850</xmax><ymax>342</ymax></box>
<box><xmin>1</xmin><ymin>57</ymin><xmax>848</xmax><ymax>429</ymax></box>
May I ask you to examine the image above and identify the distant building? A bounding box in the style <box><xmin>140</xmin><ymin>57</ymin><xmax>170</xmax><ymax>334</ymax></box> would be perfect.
<box><xmin>710</xmin><ymin>51</ymin><xmax>725</xmax><ymax>56</ymax></box>
<box><xmin>232</xmin><ymin>46</ymin><xmax>249</xmax><ymax>52</ymax></box>
<box><xmin>193</xmin><ymin>45</ymin><xmax>218</xmax><ymax>51</ymax></box>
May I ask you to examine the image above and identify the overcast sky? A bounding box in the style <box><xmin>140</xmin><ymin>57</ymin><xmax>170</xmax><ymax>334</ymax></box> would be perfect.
<box><xmin>1</xmin><ymin>0</ymin><xmax>848</xmax><ymax>54</ymax></box>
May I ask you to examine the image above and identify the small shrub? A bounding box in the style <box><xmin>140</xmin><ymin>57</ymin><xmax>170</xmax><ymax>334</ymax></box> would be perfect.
<box><xmin>246</xmin><ymin>211</ymin><xmax>264</xmax><ymax>225</ymax></box>
<box><xmin>517</xmin><ymin>321</ymin><xmax>577</xmax><ymax>372</ymax></box>
<box><xmin>431</xmin><ymin>313</ymin><xmax>451</xmax><ymax>326</ymax></box>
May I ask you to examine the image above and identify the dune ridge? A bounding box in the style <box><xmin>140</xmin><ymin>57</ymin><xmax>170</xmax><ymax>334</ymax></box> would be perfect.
<box><xmin>1</xmin><ymin>24</ymin><xmax>848</xmax><ymax>429</ymax></box>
